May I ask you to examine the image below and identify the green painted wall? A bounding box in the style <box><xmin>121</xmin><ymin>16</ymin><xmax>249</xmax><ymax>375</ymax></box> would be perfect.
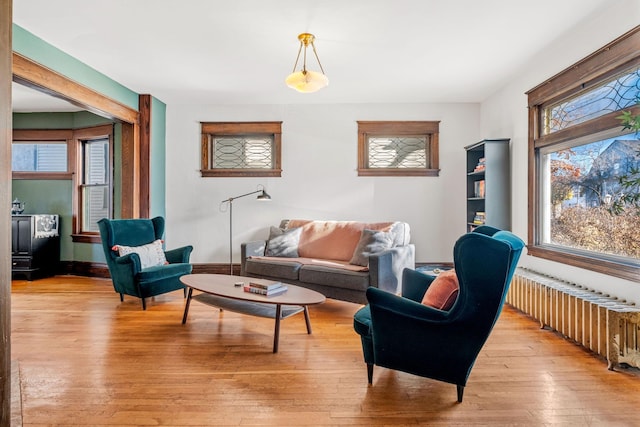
<box><xmin>150</xmin><ymin>97</ymin><xmax>166</xmax><ymax>219</ymax></box>
<box><xmin>11</xmin><ymin>180</ymin><xmax>72</xmax><ymax>260</ymax></box>
<box><xmin>13</xmin><ymin>111</ymin><xmax>111</xmax><ymax>130</ymax></box>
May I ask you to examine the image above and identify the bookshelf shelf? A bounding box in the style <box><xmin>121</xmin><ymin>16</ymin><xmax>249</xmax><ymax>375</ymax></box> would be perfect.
<box><xmin>465</xmin><ymin>139</ymin><xmax>511</xmax><ymax>232</ymax></box>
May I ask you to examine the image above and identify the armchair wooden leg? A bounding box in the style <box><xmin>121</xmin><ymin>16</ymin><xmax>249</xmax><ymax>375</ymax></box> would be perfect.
<box><xmin>119</xmin><ymin>293</ymin><xmax>124</xmax><ymax>302</ymax></box>
<box><xmin>141</xmin><ymin>297</ymin><xmax>146</xmax><ymax>310</ymax></box>
<box><xmin>456</xmin><ymin>385</ymin><xmax>464</xmax><ymax>403</ymax></box>
<box><xmin>367</xmin><ymin>363</ymin><xmax>374</xmax><ymax>384</ymax></box>
<box><xmin>183</xmin><ymin>288</ymin><xmax>187</xmax><ymax>298</ymax></box>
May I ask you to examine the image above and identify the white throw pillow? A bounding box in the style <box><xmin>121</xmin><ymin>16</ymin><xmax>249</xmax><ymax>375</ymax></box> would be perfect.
<box><xmin>113</xmin><ymin>239</ymin><xmax>167</xmax><ymax>269</ymax></box>
<box><xmin>349</xmin><ymin>229</ymin><xmax>393</xmax><ymax>267</ymax></box>
<box><xmin>265</xmin><ymin>226</ymin><xmax>302</xmax><ymax>257</ymax></box>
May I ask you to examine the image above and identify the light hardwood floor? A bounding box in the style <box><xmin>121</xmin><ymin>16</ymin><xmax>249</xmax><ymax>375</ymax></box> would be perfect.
<box><xmin>9</xmin><ymin>275</ymin><xmax>640</xmax><ymax>426</ymax></box>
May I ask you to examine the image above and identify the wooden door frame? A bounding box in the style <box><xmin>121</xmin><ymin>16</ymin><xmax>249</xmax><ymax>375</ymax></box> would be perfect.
<box><xmin>0</xmin><ymin>0</ymin><xmax>12</xmax><ymax>422</ymax></box>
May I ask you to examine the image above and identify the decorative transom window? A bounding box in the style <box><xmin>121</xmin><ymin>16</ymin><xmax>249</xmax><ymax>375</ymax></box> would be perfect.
<box><xmin>527</xmin><ymin>26</ymin><xmax>640</xmax><ymax>282</ymax></box>
<box><xmin>200</xmin><ymin>122</ymin><xmax>282</xmax><ymax>177</ymax></box>
<box><xmin>357</xmin><ymin>121</ymin><xmax>440</xmax><ymax>176</ymax></box>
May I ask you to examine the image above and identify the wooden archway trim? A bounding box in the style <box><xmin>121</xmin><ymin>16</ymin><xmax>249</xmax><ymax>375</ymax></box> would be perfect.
<box><xmin>11</xmin><ymin>52</ymin><xmax>144</xmax><ymax>218</ymax></box>
<box><xmin>12</xmin><ymin>52</ymin><xmax>139</xmax><ymax>123</ymax></box>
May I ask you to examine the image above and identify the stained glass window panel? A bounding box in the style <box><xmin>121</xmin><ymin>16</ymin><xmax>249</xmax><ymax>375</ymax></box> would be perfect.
<box><xmin>212</xmin><ymin>136</ymin><xmax>273</xmax><ymax>169</ymax></box>
<box><xmin>544</xmin><ymin>67</ymin><xmax>640</xmax><ymax>134</ymax></box>
<box><xmin>367</xmin><ymin>136</ymin><xmax>428</xmax><ymax>168</ymax></box>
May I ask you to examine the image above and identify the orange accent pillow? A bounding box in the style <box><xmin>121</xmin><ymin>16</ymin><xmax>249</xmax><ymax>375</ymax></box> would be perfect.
<box><xmin>421</xmin><ymin>269</ymin><xmax>459</xmax><ymax>310</ymax></box>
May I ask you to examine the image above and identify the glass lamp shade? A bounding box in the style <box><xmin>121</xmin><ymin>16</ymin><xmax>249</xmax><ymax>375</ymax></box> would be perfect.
<box><xmin>285</xmin><ymin>70</ymin><xmax>329</xmax><ymax>93</ymax></box>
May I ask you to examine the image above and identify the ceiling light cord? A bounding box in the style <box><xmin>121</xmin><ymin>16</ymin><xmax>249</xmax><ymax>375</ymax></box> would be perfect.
<box><xmin>311</xmin><ymin>42</ymin><xmax>325</xmax><ymax>75</ymax></box>
<box><xmin>291</xmin><ymin>43</ymin><xmax>303</xmax><ymax>74</ymax></box>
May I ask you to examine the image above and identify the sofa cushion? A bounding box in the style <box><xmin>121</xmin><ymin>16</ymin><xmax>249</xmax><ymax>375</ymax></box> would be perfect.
<box><xmin>244</xmin><ymin>257</ymin><xmax>302</xmax><ymax>281</ymax></box>
<box><xmin>249</xmin><ymin>256</ymin><xmax>368</xmax><ymax>272</ymax></box>
<box><xmin>421</xmin><ymin>269</ymin><xmax>459</xmax><ymax>310</ymax></box>
<box><xmin>349</xmin><ymin>229</ymin><xmax>394</xmax><ymax>267</ymax></box>
<box><xmin>265</xmin><ymin>226</ymin><xmax>302</xmax><ymax>257</ymax></box>
<box><xmin>285</xmin><ymin>219</ymin><xmax>402</xmax><ymax>261</ymax></box>
<box><xmin>299</xmin><ymin>264</ymin><xmax>370</xmax><ymax>292</ymax></box>
<box><xmin>113</xmin><ymin>239</ymin><xmax>167</xmax><ymax>269</ymax></box>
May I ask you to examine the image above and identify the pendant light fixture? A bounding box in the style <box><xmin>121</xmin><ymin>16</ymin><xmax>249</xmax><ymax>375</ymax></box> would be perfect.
<box><xmin>285</xmin><ymin>33</ymin><xmax>329</xmax><ymax>93</ymax></box>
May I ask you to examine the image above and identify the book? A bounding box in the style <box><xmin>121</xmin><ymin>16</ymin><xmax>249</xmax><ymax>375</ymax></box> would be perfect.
<box><xmin>248</xmin><ymin>281</ymin><xmax>283</xmax><ymax>291</ymax></box>
<box><xmin>244</xmin><ymin>284</ymin><xmax>288</xmax><ymax>296</ymax></box>
<box><xmin>473</xmin><ymin>211</ymin><xmax>486</xmax><ymax>224</ymax></box>
<box><xmin>473</xmin><ymin>180</ymin><xmax>485</xmax><ymax>198</ymax></box>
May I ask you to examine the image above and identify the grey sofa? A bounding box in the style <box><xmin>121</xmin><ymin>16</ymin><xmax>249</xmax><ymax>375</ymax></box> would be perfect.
<box><xmin>240</xmin><ymin>219</ymin><xmax>415</xmax><ymax>304</ymax></box>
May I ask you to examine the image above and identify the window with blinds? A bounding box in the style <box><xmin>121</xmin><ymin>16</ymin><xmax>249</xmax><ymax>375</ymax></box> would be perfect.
<box><xmin>12</xmin><ymin>141</ymin><xmax>68</xmax><ymax>172</ymax></box>
<box><xmin>81</xmin><ymin>138</ymin><xmax>110</xmax><ymax>232</ymax></box>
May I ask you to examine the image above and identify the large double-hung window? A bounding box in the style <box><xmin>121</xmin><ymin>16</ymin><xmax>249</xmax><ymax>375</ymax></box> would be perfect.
<box><xmin>527</xmin><ymin>26</ymin><xmax>640</xmax><ymax>282</ymax></box>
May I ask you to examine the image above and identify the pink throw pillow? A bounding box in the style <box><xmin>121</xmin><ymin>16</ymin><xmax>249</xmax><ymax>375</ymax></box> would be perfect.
<box><xmin>421</xmin><ymin>269</ymin><xmax>459</xmax><ymax>310</ymax></box>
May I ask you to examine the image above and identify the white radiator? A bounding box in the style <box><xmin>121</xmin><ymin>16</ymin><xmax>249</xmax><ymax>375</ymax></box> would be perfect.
<box><xmin>507</xmin><ymin>268</ymin><xmax>640</xmax><ymax>370</ymax></box>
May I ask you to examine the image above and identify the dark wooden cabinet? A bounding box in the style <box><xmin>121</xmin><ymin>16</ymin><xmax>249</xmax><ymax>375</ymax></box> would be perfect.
<box><xmin>465</xmin><ymin>139</ymin><xmax>511</xmax><ymax>232</ymax></box>
<box><xmin>11</xmin><ymin>214</ymin><xmax>60</xmax><ymax>280</ymax></box>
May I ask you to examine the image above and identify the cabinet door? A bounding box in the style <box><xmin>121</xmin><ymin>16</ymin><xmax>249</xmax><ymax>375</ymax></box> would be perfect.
<box><xmin>12</xmin><ymin>217</ymin><xmax>32</xmax><ymax>254</ymax></box>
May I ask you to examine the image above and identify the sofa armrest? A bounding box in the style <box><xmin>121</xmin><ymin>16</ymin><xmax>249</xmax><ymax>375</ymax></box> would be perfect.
<box><xmin>240</xmin><ymin>240</ymin><xmax>267</xmax><ymax>276</ymax></box>
<box><xmin>369</xmin><ymin>244</ymin><xmax>415</xmax><ymax>295</ymax></box>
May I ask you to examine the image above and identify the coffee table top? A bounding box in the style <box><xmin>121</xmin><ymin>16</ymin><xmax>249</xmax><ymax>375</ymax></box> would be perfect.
<box><xmin>180</xmin><ymin>274</ymin><xmax>326</xmax><ymax>306</ymax></box>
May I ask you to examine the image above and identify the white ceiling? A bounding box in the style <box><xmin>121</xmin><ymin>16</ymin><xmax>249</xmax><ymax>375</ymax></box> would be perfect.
<box><xmin>12</xmin><ymin>0</ymin><xmax>612</xmax><ymax>110</ymax></box>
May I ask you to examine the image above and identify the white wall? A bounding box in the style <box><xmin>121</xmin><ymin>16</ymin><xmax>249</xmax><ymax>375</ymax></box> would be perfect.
<box><xmin>481</xmin><ymin>1</ymin><xmax>640</xmax><ymax>303</ymax></box>
<box><xmin>165</xmin><ymin>103</ymin><xmax>479</xmax><ymax>266</ymax></box>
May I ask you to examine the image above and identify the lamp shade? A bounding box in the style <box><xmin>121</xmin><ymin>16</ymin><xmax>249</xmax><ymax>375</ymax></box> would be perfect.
<box><xmin>285</xmin><ymin>70</ymin><xmax>329</xmax><ymax>93</ymax></box>
<box><xmin>257</xmin><ymin>189</ymin><xmax>271</xmax><ymax>200</ymax></box>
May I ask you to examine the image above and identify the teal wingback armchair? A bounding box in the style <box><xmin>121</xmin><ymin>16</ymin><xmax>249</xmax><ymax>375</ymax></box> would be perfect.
<box><xmin>98</xmin><ymin>217</ymin><xmax>193</xmax><ymax>310</ymax></box>
<box><xmin>353</xmin><ymin>226</ymin><xmax>524</xmax><ymax>402</ymax></box>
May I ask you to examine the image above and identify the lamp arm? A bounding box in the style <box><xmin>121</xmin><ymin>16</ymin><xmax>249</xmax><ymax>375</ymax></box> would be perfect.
<box><xmin>221</xmin><ymin>189</ymin><xmax>263</xmax><ymax>204</ymax></box>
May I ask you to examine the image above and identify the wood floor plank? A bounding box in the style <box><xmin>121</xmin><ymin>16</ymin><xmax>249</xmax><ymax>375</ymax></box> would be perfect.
<box><xmin>9</xmin><ymin>275</ymin><xmax>640</xmax><ymax>426</ymax></box>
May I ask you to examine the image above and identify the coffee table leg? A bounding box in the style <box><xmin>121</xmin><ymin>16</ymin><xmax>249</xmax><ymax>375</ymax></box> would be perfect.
<box><xmin>182</xmin><ymin>287</ymin><xmax>193</xmax><ymax>324</ymax></box>
<box><xmin>273</xmin><ymin>304</ymin><xmax>282</xmax><ymax>353</ymax></box>
<box><xmin>303</xmin><ymin>306</ymin><xmax>312</xmax><ymax>334</ymax></box>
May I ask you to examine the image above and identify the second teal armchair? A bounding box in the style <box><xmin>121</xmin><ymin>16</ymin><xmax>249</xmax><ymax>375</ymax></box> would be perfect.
<box><xmin>98</xmin><ymin>217</ymin><xmax>193</xmax><ymax>310</ymax></box>
<box><xmin>353</xmin><ymin>226</ymin><xmax>524</xmax><ymax>402</ymax></box>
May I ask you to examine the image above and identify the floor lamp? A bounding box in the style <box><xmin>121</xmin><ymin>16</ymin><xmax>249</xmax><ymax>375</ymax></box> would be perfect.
<box><xmin>221</xmin><ymin>185</ymin><xmax>271</xmax><ymax>275</ymax></box>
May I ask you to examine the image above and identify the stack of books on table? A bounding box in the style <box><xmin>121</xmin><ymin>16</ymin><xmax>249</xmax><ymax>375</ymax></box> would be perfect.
<box><xmin>244</xmin><ymin>281</ymin><xmax>288</xmax><ymax>297</ymax></box>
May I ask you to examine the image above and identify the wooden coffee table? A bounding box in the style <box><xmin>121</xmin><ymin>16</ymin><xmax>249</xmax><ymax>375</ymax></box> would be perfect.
<box><xmin>180</xmin><ymin>274</ymin><xmax>326</xmax><ymax>353</ymax></box>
